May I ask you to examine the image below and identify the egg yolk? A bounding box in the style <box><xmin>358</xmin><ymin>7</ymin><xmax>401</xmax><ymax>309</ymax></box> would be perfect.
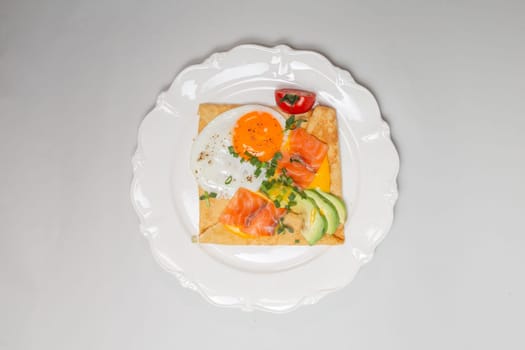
<box><xmin>232</xmin><ymin>111</ymin><xmax>283</xmax><ymax>162</ymax></box>
<box><xmin>307</xmin><ymin>155</ymin><xmax>331</xmax><ymax>192</ymax></box>
<box><xmin>224</xmin><ymin>224</ymin><xmax>253</xmax><ymax>239</ymax></box>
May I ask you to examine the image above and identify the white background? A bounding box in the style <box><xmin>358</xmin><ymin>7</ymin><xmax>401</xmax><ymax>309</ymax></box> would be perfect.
<box><xmin>2</xmin><ymin>0</ymin><xmax>524</xmax><ymax>349</ymax></box>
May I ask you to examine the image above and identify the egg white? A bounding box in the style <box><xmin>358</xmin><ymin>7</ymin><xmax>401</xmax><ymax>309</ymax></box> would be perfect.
<box><xmin>190</xmin><ymin>104</ymin><xmax>286</xmax><ymax>198</ymax></box>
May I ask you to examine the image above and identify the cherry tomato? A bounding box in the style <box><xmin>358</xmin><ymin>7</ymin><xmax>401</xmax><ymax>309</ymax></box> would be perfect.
<box><xmin>275</xmin><ymin>88</ymin><xmax>316</xmax><ymax>114</ymax></box>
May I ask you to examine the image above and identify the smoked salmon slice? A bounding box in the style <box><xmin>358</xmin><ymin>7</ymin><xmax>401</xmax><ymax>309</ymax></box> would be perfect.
<box><xmin>219</xmin><ymin>188</ymin><xmax>286</xmax><ymax>237</ymax></box>
<box><xmin>278</xmin><ymin>155</ymin><xmax>316</xmax><ymax>188</ymax></box>
<box><xmin>288</xmin><ymin>128</ymin><xmax>328</xmax><ymax>170</ymax></box>
<box><xmin>279</xmin><ymin>128</ymin><xmax>328</xmax><ymax>188</ymax></box>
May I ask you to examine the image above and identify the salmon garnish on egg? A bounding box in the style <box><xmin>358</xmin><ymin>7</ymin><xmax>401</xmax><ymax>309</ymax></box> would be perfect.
<box><xmin>219</xmin><ymin>188</ymin><xmax>286</xmax><ymax>237</ymax></box>
<box><xmin>288</xmin><ymin>128</ymin><xmax>328</xmax><ymax>170</ymax></box>
<box><xmin>279</xmin><ymin>128</ymin><xmax>329</xmax><ymax>189</ymax></box>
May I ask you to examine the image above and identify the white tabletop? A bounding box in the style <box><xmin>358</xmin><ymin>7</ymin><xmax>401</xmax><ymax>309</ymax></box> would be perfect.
<box><xmin>2</xmin><ymin>0</ymin><xmax>524</xmax><ymax>349</ymax></box>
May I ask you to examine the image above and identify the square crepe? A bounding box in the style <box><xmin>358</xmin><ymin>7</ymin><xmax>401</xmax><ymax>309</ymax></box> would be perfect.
<box><xmin>196</xmin><ymin>103</ymin><xmax>344</xmax><ymax>245</ymax></box>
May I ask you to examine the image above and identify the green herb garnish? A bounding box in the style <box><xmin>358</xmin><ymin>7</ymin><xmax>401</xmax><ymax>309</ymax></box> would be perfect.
<box><xmin>264</xmin><ymin>151</ymin><xmax>282</xmax><ymax>179</ymax></box>
<box><xmin>276</xmin><ymin>217</ymin><xmax>294</xmax><ymax>234</ymax></box>
<box><xmin>285</xmin><ymin>200</ymin><xmax>297</xmax><ymax>210</ymax></box>
<box><xmin>284</xmin><ymin>115</ymin><xmax>307</xmax><ymax>131</ymax></box>
<box><xmin>258</xmin><ymin>171</ymin><xmax>304</xmax><ymax>211</ymax></box>
<box><xmin>280</xmin><ymin>94</ymin><xmax>300</xmax><ymax>106</ymax></box>
<box><xmin>234</xmin><ymin>151</ymin><xmax>284</xmax><ymax>181</ymax></box>
<box><xmin>278</xmin><ymin>169</ymin><xmax>294</xmax><ymax>187</ymax></box>
<box><xmin>199</xmin><ymin>191</ymin><xmax>217</xmax><ymax>207</ymax></box>
<box><xmin>260</xmin><ymin>179</ymin><xmax>273</xmax><ymax>194</ymax></box>
<box><xmin>228</xmin><ymin>146</ymin><xmax>239</xmax><ymax>158</ymax></box>
<box><xmin>224</xmin><ymin>176</ymin><xmax>233</xmax><ymax>184</ymax></box>
<box><xmin>285</xmin><ymin>115</ymin><xmax>295</xmax><ymax>130</ymax></box>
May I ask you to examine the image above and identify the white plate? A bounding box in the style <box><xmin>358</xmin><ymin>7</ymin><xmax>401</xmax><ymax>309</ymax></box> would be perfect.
<box><xmin>131</xmin><ymin>44</ymin><xmax>399</xmax><ymax>313</ymax></box>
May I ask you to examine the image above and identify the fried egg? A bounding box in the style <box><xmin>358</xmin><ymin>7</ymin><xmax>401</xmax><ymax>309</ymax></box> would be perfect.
<box><xmin>190</xmin><ymin>105</ymin><xmax>286</xmax><ymax>198</ymax></box>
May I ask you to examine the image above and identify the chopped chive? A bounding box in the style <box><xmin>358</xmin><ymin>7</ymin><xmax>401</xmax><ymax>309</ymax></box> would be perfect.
<box><xmin>276</xmin><ymin>217</ymin><xmax>293</xmax><ymax>235</ymax></box>
<box><xmin>225</xmin><ymin>175</ymin><xmax>233</xmax><ymax>184</ymax></box>
<box><xmin>228</xmin><ymin>146</ymin><xmax>239</xmax><ymax>158</ymax></box>
<box><xmin>199</xmin><ymin>191</ymin><xmax>217</xmax><ymax>207</ymax></box>
<box><xmin>284</xmin><ymin>115</ymin><xmax>307</xmax><ymax>131</ymax></box>
<box><xmin>285</xmin><ymin>115</ymin><xmax>296</xmax><ymax>130</ymax></box>
<box><xmin>294</xmin><ymin>119</ymin><xmax>306</xmax><ymax>129</ymax></box>
<box><xmin>261</xmin><ymin>180</ymin><xmax>272</xmax><ymax>193</ymax></box>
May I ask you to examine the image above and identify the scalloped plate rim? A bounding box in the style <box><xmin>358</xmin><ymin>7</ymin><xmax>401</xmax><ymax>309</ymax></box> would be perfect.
<box><xmin>130</xmin><ymin>44</ymin><xmax>399</xmax><ymax>313</ymax></box>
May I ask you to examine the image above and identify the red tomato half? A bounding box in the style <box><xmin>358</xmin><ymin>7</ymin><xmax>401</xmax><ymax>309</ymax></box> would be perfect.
<box><xmin>275</xmin><ymin>88</ymin><xmax>316</xmax><ymax>114</ymax></box>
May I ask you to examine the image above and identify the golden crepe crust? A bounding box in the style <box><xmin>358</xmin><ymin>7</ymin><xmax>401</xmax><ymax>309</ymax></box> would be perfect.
<box><xmin>304</xmin><ymin>106</ymin><xmax>344</xmax><ymax>241</ymax></box>
<box><xmin>199</xmin><ymin>211</ymin><xmax>344</xmax><ymax>245</ymax></box>
<box><xmin>196</xmin><ymin>104</ymin><xmax>345</xmax><ymax>245</ymax></box>
<box><xmin>195</xmin><ymin>103</ymin><xmax>240</xmax><ymax>235</ymax></box>
<box><xmin>305</xmin><ymin>106</ymin><xmax>342</xmax><ymax>197</ymax></box>
<box><xmin>198</xmin><ymin>104</ymin><xmax>240</xmax><ymax>133</ymax></box>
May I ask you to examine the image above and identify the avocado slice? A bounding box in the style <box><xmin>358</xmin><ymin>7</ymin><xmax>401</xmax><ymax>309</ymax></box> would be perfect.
<box><xmin>314</xmin><ymin>189</ymin><xmax>347</xmax><ymax>223</ymax></box>
<box><xmin>304</xmin><ymin>189</ymin><xmax>339</xmax><ymax>235</ymax></box>
<box><xmin>293</xmin><ymin>196</ymin><xmax>327</xmax><ymax>245</ymax></box>
<box><xmin>259</xmin><ymin>181</ymin><xmax>328</xmax><ymax>244</ymax></box>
